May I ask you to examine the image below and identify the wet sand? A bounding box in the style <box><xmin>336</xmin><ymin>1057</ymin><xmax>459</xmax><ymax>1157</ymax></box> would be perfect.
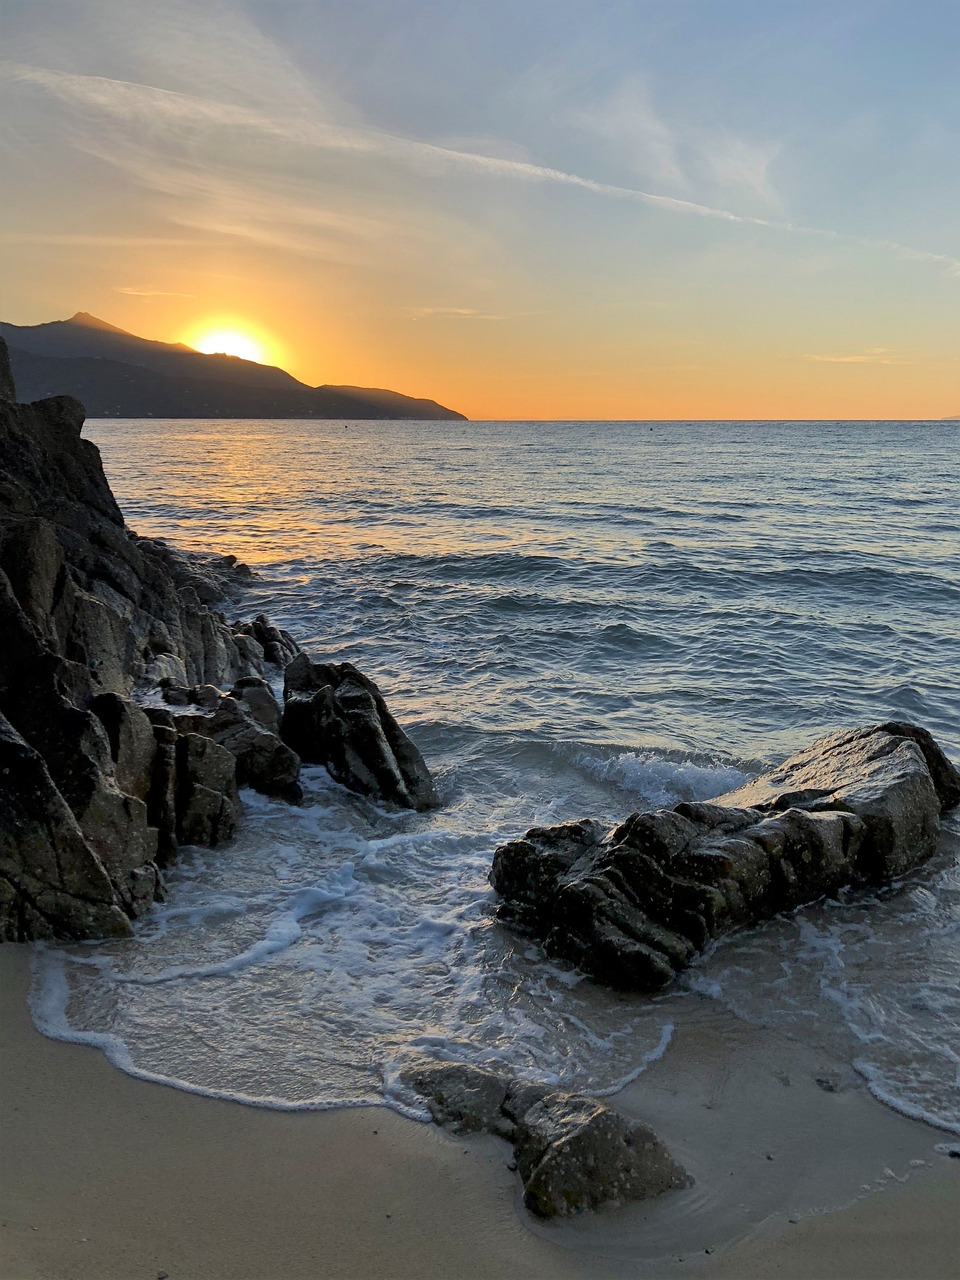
<box><xmin>2</xmin><ymin>946</ymin><xmax>957</xmax><ymax>1280</ymax></box>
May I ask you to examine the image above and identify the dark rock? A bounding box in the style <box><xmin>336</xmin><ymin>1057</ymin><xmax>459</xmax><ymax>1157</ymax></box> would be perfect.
<box><xmin>400</xmin><ymin>1063</ymin><xmax>515</xmax><ymax>1139</ymax></box>
<box><xmin>0</xmin><ymin>712</ymin><xmax>130</xmax><ymax>941</ymax></box>
<box><xmin>175</xmin><ymin>734</ymin><xmax>241</xmax><ymax>847</ymax></box>
<box><xmin>161</xmin><ymin>683</ymin><xmax>192</xmax><ymax>707</ymax></box>
<box><xmin>399</xmin><ymin>1061</ymin><xmax>691</xmax><ymax>1219</ymax></box>
<box><xmin>490</xmin><ymin>723</ymin><xmax>960</xmax><ymax>992</ymax></box>
<box><xmin>229</xmin><ymin>676</ymin><xmax>281</xmax><ymax>733</ymax></box>
<box><xmin>280</xmin><ymin>654</ymin><xmax>438</xmax><ymax>810</ymax></box>
<box><xmin>514</xmin><ymin>1092</ymin><xmax>691</xmax><ymax>1219</ymax></box>
<box><xmin>233</xmin><ymin>615</ymin><xmax>300</xmax><ymax>669</ymax></box>
<box><xmin>191</xmin><ymin>683</ymin><xmax>223</xmax><ymax>709</ymax></box>
<box><xmin>0</xmin><ymin>336</ymin><xmax>15</xmax><ymax>402</ymax></box>
<box><xmin>185</xmin><ymin>697</ymin><xmax>302</xmax><ymax>802</ymax></box>
<box><xmin>0</xmin><ymin>376</ymin><xmax>306</xmax><ymax>939</ymax></box>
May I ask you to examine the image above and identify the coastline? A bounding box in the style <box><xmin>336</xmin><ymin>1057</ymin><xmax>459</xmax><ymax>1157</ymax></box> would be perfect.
<box><xmin>3</xmin><ymin>946</ymin><xmax>957</xmax><ymax>1280</ymax></box>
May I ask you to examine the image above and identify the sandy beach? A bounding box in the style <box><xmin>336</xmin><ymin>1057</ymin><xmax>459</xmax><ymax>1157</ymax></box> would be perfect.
<box><xmin>2</xmin><ymin>946</ymin><xmax>957</xmax><ymax>1280</ymax></box>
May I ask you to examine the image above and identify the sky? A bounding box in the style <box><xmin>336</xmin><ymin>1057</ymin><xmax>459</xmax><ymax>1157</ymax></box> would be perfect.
<box><xmin>1</xmin><ymin>0</ymin><xmax>958</xmax><ymax>419</ymax></box>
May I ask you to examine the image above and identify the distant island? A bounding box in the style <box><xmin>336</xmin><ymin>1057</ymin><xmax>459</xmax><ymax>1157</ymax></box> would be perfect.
<box><xmin>0</xmin><ymin>313</ymin><xmax>466</xmax><ymax>421</ymax></box>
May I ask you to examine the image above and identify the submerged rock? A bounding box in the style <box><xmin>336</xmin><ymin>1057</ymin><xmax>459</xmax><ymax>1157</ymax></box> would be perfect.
<box><xmin>490</xmin><ymin>723</ymin><xmax>960</xmax><ymax>992</ymax></box>
<box><xmin>400</xmin><ymin>1061</ymin><xmax>690</xmax><ymax>1218</ymax></box>
<box><xmin>280</xmin><ymin>654</ymin><xmax>438</xmax><ymax>810</ymax></box>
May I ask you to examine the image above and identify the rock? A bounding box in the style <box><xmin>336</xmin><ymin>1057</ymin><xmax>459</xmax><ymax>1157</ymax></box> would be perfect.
<box><xmin>0</xmin><ymin>712</ymin><xmax>131</xmax><ymax>942</ymax></box>
<box><xmin>194</xmin><ymin>697</ymin><xmax>302</xmax><ymax>802</ymax></box>
<box><xmin>0</xmin><ymin>335</ymin><xmax>15</xmax><ymax>401</ymax></box>
<box><xmin>191</xmin><ymin>683</ymin><xmax>222</xmax><ymax>709</ymax></box>
<box><xmin>400</xmin><ymin>1063</ymin><xmax>515</xmax><ymax>1139</ymax></box>
<box><xmin>229</xmin><ymin>676</ymin><xmax>281</xmax><ymax>733</ymax></box>
<box><xmin>90</xmin><ymin>694</ymin><xmax>157</xmax><ymax>800</ymax></box>
<box><xmin>399</xmin><ymin>1061</ymin><xmax>691</xmax><ymax>1219</ymax></box>
<box><xmin>514</xmin><ymin>1093</ymin><xmax>691</xmax><ymax>1219</ymax></box>
<box><xmin>280</xmin><ymin>654</ymin><xmax>438</xmax><ymax>810</ymax></box>
<box><xmin>490</xmin><ymin>723</ymin><xmax>960</xmax><ymax>992</ymax></box>
<box><xmin>161</xmin><ymin>683</ymin><xmax>192</xmax><ymax>707</ymax></box>
<box><xmin>0</xmin><ymin>365</ymin><xmax>306</xmax><ymax>939</ymax></box>
<box><xmin>175</xmin><ymin>734</ymin><xmax>241</xmax><ymax>847</ymax></box>
<box><xmin>233</xmin><ymin>615</ymin><xmax>300</xmax><ymax>669</ymax></box>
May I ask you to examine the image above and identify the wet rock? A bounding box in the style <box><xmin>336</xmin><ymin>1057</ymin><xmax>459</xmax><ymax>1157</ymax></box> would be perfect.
<box><xmin>399</xmin><ymin>1061</ymin><xmax>691</xmax><ymax>1218</ymax></box>
<box><xmin>280</xmin><ymin>654</ymin><xmax>438</xmax><ymax>810</ymax></box>
<box><xmin>192</xmin><ymin>697</ymin><xmax>302</xmax><ymax>802</ymax></box>
<box><xmin>491</xmin><ymin>723</ymin><xmax>960</xmax><ymax>992</ymax></box>
<box><xmin>0</xmin><ymin>712</ymin><xmax>130</xmax><ymax>942</ymax></box>
<box><xmin>229</xmin><ymin>676</ymin><xmax>281</xmax><ymax>733</ymax></box>
<box><xmin>0</xmin><ymin>362</ymin><xmax>304</xmax><ymax>939</ymax></box>
<box><xmin>514</xmin><ymin>1092</ymin><xmax>691</xmax><ymax>1219</ymax></box>
<box><xmin>233</xmin><ymin>615</ymin><xmax>300</xmax><ymax>669</ymax></box>
<box><xmin>400</xmin><ymin>1063</ymin><xmax>515</xmax><ymax>1139</ymax></box>
<box><xmin>175</xmin><ymin>734</ymin><xmax>240</xmax><ymax>847</ymax></box>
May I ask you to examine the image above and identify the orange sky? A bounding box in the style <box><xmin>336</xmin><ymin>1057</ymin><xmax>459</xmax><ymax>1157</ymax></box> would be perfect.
<box><xmin>2</xmin><ymin>1</ymin><xmax>958</xmax><ymax>420</ymax></box>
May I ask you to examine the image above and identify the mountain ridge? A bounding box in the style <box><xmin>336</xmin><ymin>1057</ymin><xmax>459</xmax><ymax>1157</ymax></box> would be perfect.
<box><xmin>1</xmin><ymin>314</ymin><xmax>466</xmax><ymax>420</ymax></box>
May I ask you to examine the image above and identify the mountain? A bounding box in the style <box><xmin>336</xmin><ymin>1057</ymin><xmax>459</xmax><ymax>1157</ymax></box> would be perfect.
<box><xmin>0</xmin><ymin>313</ymin><xmax>466</xmax><ymax>420</ymax></box>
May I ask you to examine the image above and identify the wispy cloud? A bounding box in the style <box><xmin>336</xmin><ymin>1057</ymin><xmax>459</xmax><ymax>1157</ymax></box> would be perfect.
<box><xmin>804</xmin><ymin>347</ymin><xmax>905</xmax><ymax>365</ymax></box>
<box><xmin>115</xmin><ymin>286</ymin><xmax>195</xmax><ymax>296</ymax></box>
<box><xmin>3</xmin><ymin>58</ymin><xmax>959</xmax><ymax>278</ymax></box>
<box><xmin>570</xmin><ymin>76</ymin><xmax>782</xmax><ymax>209</ymax></box>
<box><xmin>0</xmin><ymin>231</ymin><xmax>209</xmax><ymax>247</ymax></box>
<box><xmin>407</xmin><ymin>306</ymin><xmax>512</xmax><ymax>321</ymax></box>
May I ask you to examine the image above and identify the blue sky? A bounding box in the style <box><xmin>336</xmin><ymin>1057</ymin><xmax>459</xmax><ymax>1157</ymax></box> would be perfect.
<box><xmin>1</xmin><ymin>0</ymin><xmax>957</xmax><ymax>416</ymax></box>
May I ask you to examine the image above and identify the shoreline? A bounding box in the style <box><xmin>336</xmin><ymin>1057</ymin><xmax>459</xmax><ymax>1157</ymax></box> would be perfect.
<box><xmin>3</xmin><ymin>946</ymin><xmax>957</xmax><ymax>1280</ymax></box>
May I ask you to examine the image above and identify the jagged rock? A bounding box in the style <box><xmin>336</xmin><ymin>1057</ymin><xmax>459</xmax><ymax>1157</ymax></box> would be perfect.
<box><xmin>280</xmin><ymin>655</ymin><xmax>438</xmax><ymax>810</ymax></box>
<box><xmin>233</xmin><ymin>615</ymin><xmax>299</xmax><ymax>669</ymax></box>
<box><xmin>399</xmin><ymin>1061</ymin><xmax>690</xmax><ymax>1218</ymax></box>
<box><xmin>182</xmin><ymin>697</ymin><xmax>302</xmax><ymax>802</ymax></box>
<box><xmin>90</xmin><ymin>693</ymin><xmax>157</xmax><ymax>800</ymax></box>
<box><xmin>175</xmin><ymin>734</ymin><xmax>240</xmax><ymax>847</ymax></box>
<box><xmin>0</xmin><ymin>713</ymin><xmax>130</xmax><ymax>942</ymax></box>
<box><xmin>491</xmin><ymin>723</ymin><xmax>960</xmax><ymax>992</ymax></box>
<box><xmin>230</xmin><ymin>676</ymin><xmax>281</xmax><ymax>733</ymax></box>
<box><xmin>191</xmin><ymin>683</ymin><xmax>222</xmax><ymax>709</ymax></box>
<box><xmin>0</xmin><ymin>353</ymin><xmax>305</xmax><ymax>939</ymax></box>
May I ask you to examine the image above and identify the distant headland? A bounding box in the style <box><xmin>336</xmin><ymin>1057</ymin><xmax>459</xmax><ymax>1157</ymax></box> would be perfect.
<box><xmin>0</xmin><ymin>313</ymin><xmax>466</xmax><ymax>421</ymax></box>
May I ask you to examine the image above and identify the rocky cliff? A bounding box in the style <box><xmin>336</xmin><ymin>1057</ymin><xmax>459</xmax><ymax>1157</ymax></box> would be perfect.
<box><xmin>0</xmin><ymin>337</ymin><xmax>436</xmax><ymax>942</ymax></box>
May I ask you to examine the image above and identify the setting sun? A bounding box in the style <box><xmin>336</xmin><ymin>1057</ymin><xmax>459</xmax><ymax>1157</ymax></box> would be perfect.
<box><xmin>190</xmin><ymin>329</ymin><xmax>265</xmax><ymax>363</ymax></box>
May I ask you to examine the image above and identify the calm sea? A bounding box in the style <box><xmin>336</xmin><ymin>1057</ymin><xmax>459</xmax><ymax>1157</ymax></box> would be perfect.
<box><xmin>31</xmin><ymin>419</ymin><xmax>960</xmax><ymax>1133</ymax></box>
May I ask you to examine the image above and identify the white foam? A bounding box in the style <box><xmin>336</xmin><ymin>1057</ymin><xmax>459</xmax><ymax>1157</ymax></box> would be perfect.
<box><xmin>25</xmin><ymin>742</ymin><xmax>960</xmax><ymax>1134</ymax></box>
<box><xmin>577</xmin><ymin>750</ymin><xmax>748</xmax><ymax>807</ymax></box>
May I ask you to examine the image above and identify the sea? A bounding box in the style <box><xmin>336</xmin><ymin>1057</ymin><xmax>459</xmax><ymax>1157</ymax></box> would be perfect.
<box><xmin>30</xmin><ymin>418</ymin><xmax>960</xmax><ymax>1136</ymax></box>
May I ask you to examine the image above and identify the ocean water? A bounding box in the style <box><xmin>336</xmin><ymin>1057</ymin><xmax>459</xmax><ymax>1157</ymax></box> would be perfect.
<box><xmin>31</xmin><ymin>418</ymin><xmax>960</xmax><ymax>1134</ymax></box>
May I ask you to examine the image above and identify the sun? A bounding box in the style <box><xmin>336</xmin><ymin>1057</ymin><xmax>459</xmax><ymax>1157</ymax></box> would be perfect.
<box><xmin>191</xmin><ymin>329</ymin><xmax>265</xmax><ymax>363</ymax></box>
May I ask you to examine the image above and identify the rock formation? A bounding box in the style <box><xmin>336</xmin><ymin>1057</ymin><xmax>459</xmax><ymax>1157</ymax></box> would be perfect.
<box><xmin>0</xmin><ymin>338</ymin><xmax>437</xmax><ymax>940</ymax></box>
<box><xmin>280</xmin><ymin>654</ymin><xmax>439</xmax><ymax>810</ymax></box>
<box><xmin>491</xmin><ymin>722</ymin><xmax>960</xmax><ymax>992</ymax></box>
<box><xmin>400</xmin><ymin>1062</ymin><xmax>690</xmax><ymax>1218</ymax></box>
